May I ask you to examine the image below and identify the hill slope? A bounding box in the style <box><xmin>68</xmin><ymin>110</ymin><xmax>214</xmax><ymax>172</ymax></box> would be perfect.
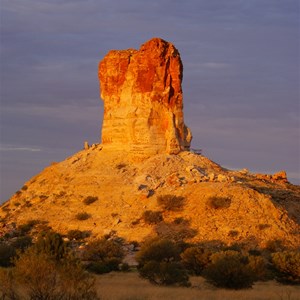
<box><xmin>1</xmin><ymin>145</ymin><xmax>299</xmax><ymax>248</ymax></box>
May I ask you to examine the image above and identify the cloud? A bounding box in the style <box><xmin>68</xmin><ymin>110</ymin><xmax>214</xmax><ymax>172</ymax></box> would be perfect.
<box><xmin>0</xmin><ymin>146</ymin><xmax>41</xmax><ymax>152</ymax></box>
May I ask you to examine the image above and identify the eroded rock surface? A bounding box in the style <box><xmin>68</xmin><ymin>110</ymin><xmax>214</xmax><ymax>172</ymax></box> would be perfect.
<box><xmin>99</xmin><ymin>38</ymin><xmax>192</xmax><ymax>155</ymax></box>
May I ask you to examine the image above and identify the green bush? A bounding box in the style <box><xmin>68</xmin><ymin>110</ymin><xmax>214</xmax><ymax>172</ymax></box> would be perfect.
<box><xmin>137</xmin><ymin>238</ymin><xmax>189</xmax><ymax>286</ymax></box>
<box><xmin>139</xmin><ymin>261</ymin><xmax>190</xmax><ymax>286</ymax></box>
<box><xmin>83</xmin><ymin>196</ymin><xmax>98</xmax><ymax>205</ymax></box>
<box><xmin>142</xmin><ymin>210</ymin><xmax>163</xmax><ymax>224</ymax></box>
<box><xmin>0</xmin><ymin>243</ymin><xmax>16</xmax><ymax>267</ymax></box>
<box><xmin>207</xmin><ymin>196</ymin><xmax>231</xmax><ymax>209</ymax></box>
<box><xmin>181</xmin><ymin>246</ymin><xmax>212</xmax><ymax>275</ymax></box>
<box><xmin>17</xmin><ymin>219</ymin><xmax>40</xmax><ymax>235</ymax></box>
<box><xmin>11</xmin><ymin>236</ymin><xmax>32</xmax><ymax>251</ymax></box>
<box><xmin>83</xmin><ymin>237</ymin><xmax>124</xmax><ymax>273</ymax></box>
<box><xmin>157</xmin><ymin>195</ymin><xmax>185</xmax><ymax>211</ymax></box>
<box><xmin>271</xmin><ymin>251</ymin><xmax>300</xmax><ymax>284</ymax></box>
<box><xmin>75</xmin><ymin>212</ymin><xmax>91</xmax><ymax>220</ymax></box>
<box><xmin>34</xmin><ymin>231</ymin><xmax>68</xmax><ymax>261</ymax></box>
<box><xmin>203</xmin><ymin>251</ymin><xmax>255</xmax><ymax>289</ymax></box>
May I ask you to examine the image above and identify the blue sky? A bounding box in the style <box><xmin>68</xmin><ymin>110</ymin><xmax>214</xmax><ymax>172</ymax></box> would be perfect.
<box><xmin>0</xmin><ymin>0</ymin><xmax>299</xmax><ymax>202</ymax></box>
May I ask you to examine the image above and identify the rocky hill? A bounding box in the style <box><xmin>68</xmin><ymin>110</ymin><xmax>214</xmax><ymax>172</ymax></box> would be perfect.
<box><xmin>1</xmin><ymin>38</ymin><xmax>299</xmax><ymax>249</ymax></box>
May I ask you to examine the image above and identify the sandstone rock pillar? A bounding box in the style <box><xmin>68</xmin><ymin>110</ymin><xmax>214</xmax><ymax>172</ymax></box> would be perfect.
<box><xmin>98</xmin><ymin>37</ymin><xmax>192</xmax><ymax>156</ymax></box>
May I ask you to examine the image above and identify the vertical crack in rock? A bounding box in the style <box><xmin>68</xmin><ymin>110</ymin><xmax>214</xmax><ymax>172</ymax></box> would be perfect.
<box><xmin>99</xmin><ymin>37</ymin><xmax>192</xmax><ymax>156</ymax></box>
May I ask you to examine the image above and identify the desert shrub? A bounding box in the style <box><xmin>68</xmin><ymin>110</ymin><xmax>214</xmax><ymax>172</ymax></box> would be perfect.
<box><xmin>207</xmin><ymin>196</ymin><xmax>231</xmax><ymax>209</ymax></box>
<box><xmin>271</xmin><ymin>250</ymin><xmax>300</xmax><ymax>284</ymax></box>
<box><xmin>0</xmin><ymin>243</ymin><xmax>16</xmax><ymax>267</ymax></box>
<box><xmin>67</xmin><ymin>229</ymin><xmax>90</xmax><ymax>240</ymax></box>
<box><xmin>17</xmin><ymin>219</ymin><xmax>40</xmax><ymax>235</ymax></box>
<box><xmin>34</xmin><ymin>231</ymin><xmax>68</xmax><ymax>261</ymax></box>
<box><xmin>0</xmin><ymin>268</ymin><xmax>20</xmax><ymax>300</ymax></box>
<box><xmin>116</xmin><ymin>163</ymin><xmax>127</xmax><ymax>169</ymax></box>
<box><xmin>83</xmin><ymin>196</ymin><xmax>98</xmax><ymax>205</ymax></box>
<box><xmin>139</xmin><ymin>260</ymin><xmax>190</xmax><ymax>286</ymax></box>
<box><xmin>11</xmin><ymin>235</ymin><xmax>32</xmax><ymax>251</ymax></box>
<box><xmin>203</xmin><ymin>251</ymin><xmax>255</xmax><ymax>289</ymax></box>
<box><xmin>142</xmin><ymin>210</ymin><xmax>163</xmax><ymax>224</ymax></box>
<box><xmin>181</xmin><ymin>246</ymin><xmax>212</xmax><ymax>275</ymax></box>
<box><xmin>247</xmin><ymin>254</ymin><xmax>270</xmax><ymax>281</ymax></box>
<box><xmin>121</xmin><ymin>262</ymin><xmax>130</xmax><ymax>272</ymax></box>
<box><xmin>265</xmin><ymin>239</ymin><xmax>285</xmax><ymax>252</ymax></box>
<box><xmin>58</xmin><ymin>261</ymin><xmax>99</xmax><ymax>299</ymax></box>
<box><xmin>14</xmin><ymin>249</ymin><xmax>60</xmax><ymax>299</ymax></box>
<box><xmin>86</xmin><ymin>261</ymin><xmax>111</xmax><ymax>274</ymax></box>
<box><xmin>21</xmin><ymin>185</ymin><xmax>28</xmax><ymax>191</ymax></box>
<box><xmin>83</xmin><ymin>237</ymin><xmax>124</xmax><ymax>273</ymax></box>
<box><xmin>137</xmin><ymin>238</ymin><xmax>189</xmax><ymax>286</ymax></box>
<box><xmin>157</xmin><ymin>194</ymin><xmax>185</xmax><ymax>211</ymax></box>
<box><xmin>14</xmin><ymin>247</ymin><xmax>99</xmax><ymax>300</ymax></box>
<box><xmin>75</xmin><ymin>212</ymin><xmax>91</xmax><ymax>220</ymax></box>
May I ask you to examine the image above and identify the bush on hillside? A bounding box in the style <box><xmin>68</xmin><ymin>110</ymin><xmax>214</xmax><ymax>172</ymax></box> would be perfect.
<box><xmin>271</xmin><ymin>251</ymin><xmax>300</xmax><ymax>284</ymax></box>
<box><xmin>157</xmin><ymin>195</ymin><xmax>185</xmax><ymax>211</ymax></box>
<box><xmin>75</xmin><ymin>212</ymin><xmax>91</xmax><ymax>220</ymax></box>
<box><xmin>142</xmin><ymin>210</ymin><xmax>163</xmax><ymax>224</ymax></box>
<box><xmin>83</xmin><ymin>196</ymin><xmax>98</xmax><ymax>205</ymax></box>
<box><xmin>207</xmin><ymin>196</ymin><xmax>231</xmax><ymax>209</ymax></box>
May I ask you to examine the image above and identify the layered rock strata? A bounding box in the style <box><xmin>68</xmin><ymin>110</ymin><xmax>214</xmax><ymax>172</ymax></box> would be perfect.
<box><xmin>98</xmin><ymin>38</ymin><xmax>192</xmax><ymax>155</ymax></box>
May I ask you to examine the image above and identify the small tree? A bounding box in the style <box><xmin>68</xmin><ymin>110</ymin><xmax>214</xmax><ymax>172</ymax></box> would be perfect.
<box><xmin>14</xmin><ymin>249</ymin><xmax>60</xmax><ymax>300</ymax></box>
<box><xmin>83</xmin><ymin>237</ymin><xmax>124</xmax><ymax>273</ymax></box>
<box><xmin>137</xmin><ymin>238</ymin><xmax>189</xmax><ymax>286</ymax></box>
<box><xmin>203</xmin><ymin>251</ymin><xmax>255</xmax><ymax>289</ymax></box>
<box><xmin>181</xmin><ymin>246</ymin><xmax>212</xmax><ymax>275</ymax></box>
<box><xmin>272</xmin><ymin>250</ymin><xmax>300</xmax><ymax>284</ymax></box>
<box><xmin>34</xmin><ymin>231</ymin><xmax>67</xmax><ymax>261</ymax></box>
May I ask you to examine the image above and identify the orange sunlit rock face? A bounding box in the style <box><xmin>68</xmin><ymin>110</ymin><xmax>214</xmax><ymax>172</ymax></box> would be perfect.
<box><xmin>98</xmin><ymin>37</ymin><xmax>192</xmax><ymax>155</ymax></box>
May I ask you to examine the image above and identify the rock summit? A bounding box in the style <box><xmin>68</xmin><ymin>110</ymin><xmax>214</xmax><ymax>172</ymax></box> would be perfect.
<box><xmin>99</xmin><ymin>38</ymin><xmax>192</xmax><ymax>156</ymax></box>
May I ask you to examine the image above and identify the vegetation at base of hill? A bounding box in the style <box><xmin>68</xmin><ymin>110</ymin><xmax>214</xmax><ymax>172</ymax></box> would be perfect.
<box><xmin>136</xmin><ymin>238</ymin><xmax>190</xmax><ymax>286</ymax></box>
<box><xmin>82</xmin><ymin>237</ymin><xmax>125</xmax><ymax>274</ymax></box>
<box><xmin>0</xmin><ymin>246</ymin><xmax>99</xmax><ymax>299</ymax></box>
<box><xmin>157</xmin><ymin>194</ymin><xmax>185</xmax><ymax>211</ymax></box>
<box><xmin>181</xmin><ymin>246</ymin><xmax>212</xmax><ymax>275</ymax></box>
<box><xmin>271</xmin><ymin>251</ymin><xmax>300</xmax><ymax>284</ymax></box>
<box><xmin>1</xmin><ymin>218</ymin><xmax>299</xmax><ymax>292</ymax></box>
<box><xmin>67</xmin><ymin>229</ymin><xmax>91</xmax><ymax>240</ymax></box>
<box><xmin>203</xmin><ymin>250</ymin><xmax>255</xmax><ymax>289</ymax></box>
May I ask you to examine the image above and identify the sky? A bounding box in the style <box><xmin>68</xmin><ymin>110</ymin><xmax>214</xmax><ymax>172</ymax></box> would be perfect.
<box><xmin>0</xmin><ymin>0</ymin><xmax>299</xmax><ymax>202</ymax></box>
